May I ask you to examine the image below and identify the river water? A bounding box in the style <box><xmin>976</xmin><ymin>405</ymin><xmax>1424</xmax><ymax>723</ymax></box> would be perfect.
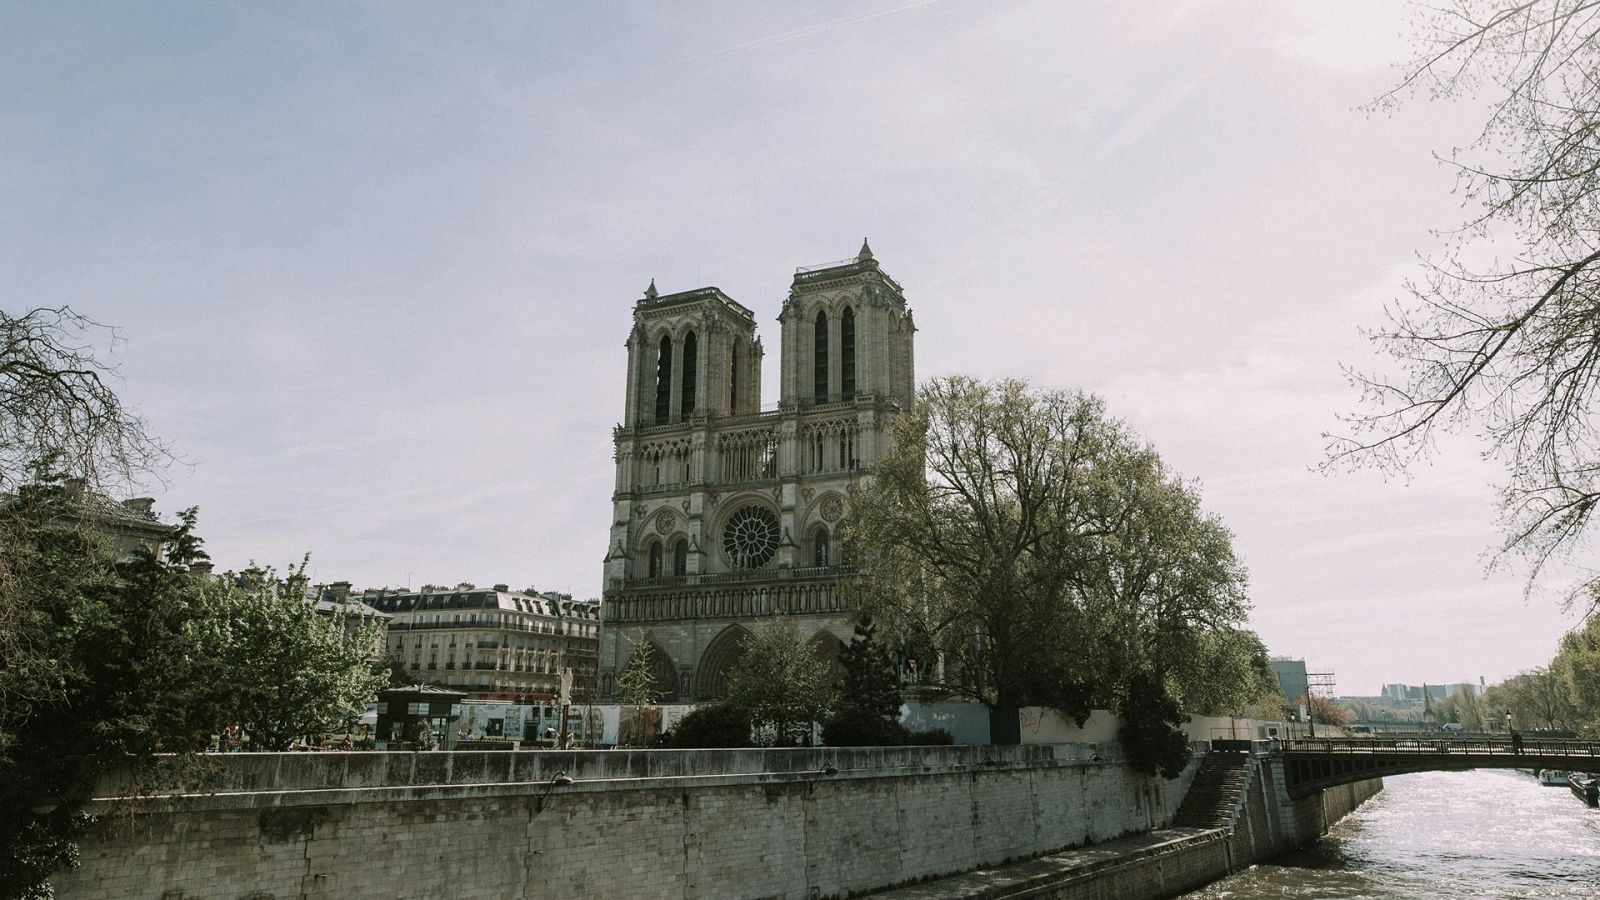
<box><xmin>1183</xmin><ymin>769</ymin><xmax>1600</xmax><ymax>899</ymax></box>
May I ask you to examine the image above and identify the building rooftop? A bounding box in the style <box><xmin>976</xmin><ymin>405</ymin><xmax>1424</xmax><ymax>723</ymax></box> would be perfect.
<box><xmin>362</xmin><ymin>586</ymin><xmax>599</xmax><ymax>619</ymax></box>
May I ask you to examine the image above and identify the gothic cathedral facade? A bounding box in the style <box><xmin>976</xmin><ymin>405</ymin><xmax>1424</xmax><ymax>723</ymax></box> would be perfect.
<box><xmin>599</xmin><ymin>242</ymin><xmax>916</xmax><ymax>701</ymax></box>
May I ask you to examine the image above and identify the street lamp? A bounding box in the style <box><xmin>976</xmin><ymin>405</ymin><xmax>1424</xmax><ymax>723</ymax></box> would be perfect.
<box><xmin>807</xmin><ymin>764</ymin><xmax>839</xmax><ymax>795</ymax></box>
<box><xmin>535</xmin><ymin>771</ymin><xmax>575</xmax><ymax>814</ymax></box>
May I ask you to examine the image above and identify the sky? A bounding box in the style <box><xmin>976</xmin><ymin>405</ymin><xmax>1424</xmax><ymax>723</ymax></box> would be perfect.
<box><xmin>0</xmin><ymin>0</ymin><xmax>1582</xmax><ymax>696</ymax></box>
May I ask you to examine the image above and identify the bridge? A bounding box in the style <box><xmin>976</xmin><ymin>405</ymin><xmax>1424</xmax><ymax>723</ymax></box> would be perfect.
<box><xmin>1283</xmin><ymin>736</ymin><xmax>1600</xmax><ymax>796</ymax></box>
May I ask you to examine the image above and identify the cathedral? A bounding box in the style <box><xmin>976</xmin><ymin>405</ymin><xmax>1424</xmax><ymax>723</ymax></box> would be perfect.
<box><xmin>598</xmin><ymin>241</ymin><xmax>917</xmax><ymax>701</ymax></box>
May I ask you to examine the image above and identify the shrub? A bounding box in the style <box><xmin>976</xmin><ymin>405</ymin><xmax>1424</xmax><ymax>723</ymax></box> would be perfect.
<box><xmin>669</xmin><ymin>703</ymin><xmax>752</xmax><ymax>749</ymax></box>
<box><xmin>903</xmin><ymin>727</ymin><xmax>954</xmax><ymax>746</ymax></box>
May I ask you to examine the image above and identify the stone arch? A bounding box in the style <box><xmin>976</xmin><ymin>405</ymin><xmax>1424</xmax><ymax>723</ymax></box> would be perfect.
<box><xmin>808</xmin><ymin>524</ymin><xmax>831</xmax><ymax>568</ymax></box>
<box><xmin>672</xmin><ymin>537</ymin><xmax>689</xmax><ymax>576</ymax></box>
<box><xmin>697</xmin><ymin>624</ymin><xmax>752</xmax><ymax>699</ymax></box>
<box><xmin>809</xmin><ymin>628</ymin><xmax>847</xmax><ymax>685</ymax></box>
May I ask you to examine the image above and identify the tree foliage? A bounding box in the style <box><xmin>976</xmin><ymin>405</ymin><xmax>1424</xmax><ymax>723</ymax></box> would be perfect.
<box><xmin>843</xmin><ymin>377</ymin><xmax>1271</xmax><ymax>737</ymax></box>
<box><xmin>1332</xmin><ymin>2</ymin><xmax>1600</xmax><ymax>607</ymax></box>
<box><xmin>0</xmin><ymin>490</ymin><xmax>215</xmax><ymax>898</ymax></box>
<box><xmin>1306</xmin><ymin>695</ymin><xmax>1353</xmax><ymax>730</ymax></box>
<box><xmin>0</xmin><ymin>486</ymin><xmax>385</xmax><ymax>896</ymax></box>
<box><xmin>668</xmin><ymin>703</ymin><xmax>752</xmax><ymax>748</ymax></box>
<box><xmin>822</xmin><ymin>617</ymin><xmax>910</xmax><ymax>747</ymax></box>
<box><xmin>188</xmin><ymin>561</ymin><xmax>387</xmax><ymax>752</ymax></box>
<box><xmin>725</xmin><ymin>618</ymin><xmax>837</xmax><ymax>746</ymax></box>
<box><xmin>615</xmin><ymin>635</ymin><xmax>661</xmax><ymax>710</ymax></box>
<box><xmin>1119</xmin><ymin>673</ymin><xmax>1191</xmax><ymax>780</ymax></box>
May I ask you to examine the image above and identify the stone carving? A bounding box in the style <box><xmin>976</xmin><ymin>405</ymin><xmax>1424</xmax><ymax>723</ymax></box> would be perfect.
<box><xmin>655</xmin><ymin>512</ymin><xmax>676</xmax><ymax>535</ymax></box>
<box><xmin>820</xmin><ymin>494</ymin><xmax>845</xmax><ymax>523</ymax></box>
<box><xmin>681</xmin><ymin>499</ymin><xmax>691</xmax><ymax>513</ymax></box>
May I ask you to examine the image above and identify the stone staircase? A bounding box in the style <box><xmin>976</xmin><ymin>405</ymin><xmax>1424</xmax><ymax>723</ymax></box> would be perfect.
<box><xmin>1172</xmin><ymin>750</ymin><xmax>1251</xmax><ymax>829</ymax></box>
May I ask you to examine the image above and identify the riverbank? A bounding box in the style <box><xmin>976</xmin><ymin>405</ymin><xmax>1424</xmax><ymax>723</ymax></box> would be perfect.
<box><xmin>871</xmin><ymin>751</ymin><xmax>1383</xmax><ymax>900</ymax></box>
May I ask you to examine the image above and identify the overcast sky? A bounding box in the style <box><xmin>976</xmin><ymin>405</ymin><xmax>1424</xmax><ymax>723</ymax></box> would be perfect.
<box><xmin>1</xmin><ymin>1</ymin><xmax>1579</xmax><ymax>695</ymax></box>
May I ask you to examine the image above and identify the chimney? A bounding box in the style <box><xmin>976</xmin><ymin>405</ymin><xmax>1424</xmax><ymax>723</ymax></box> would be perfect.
<box><xmin>190</xmin><ymin>560</ymin><xmax>215</xmax><ymax>577</ymax></box>
<box><xmin>493</xmin><ymin>583</ymin><xmax>509</xmax><ymax>593</ymax></box>
<box><xmin>329</xmin><ymin>581</ymin><xmax>352</xmax><ymax>602</ymax></box>
<box><xmin>122</xmin><ymin>498</ymin><xmax>156</xmax><ymax>517</ymax></box>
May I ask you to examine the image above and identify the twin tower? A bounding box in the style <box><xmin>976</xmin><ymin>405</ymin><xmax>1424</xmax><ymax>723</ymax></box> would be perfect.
<box><xmin>599</xmin><ymin>242</ymin><xmax>917</xmax><ymax>701</ymax></box>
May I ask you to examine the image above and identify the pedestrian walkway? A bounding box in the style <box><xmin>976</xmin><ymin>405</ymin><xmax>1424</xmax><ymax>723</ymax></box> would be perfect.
<box><xmin>867</xmin><ymin>827</ymin><xmax>1225</xmax><ymax>899</ymax></box>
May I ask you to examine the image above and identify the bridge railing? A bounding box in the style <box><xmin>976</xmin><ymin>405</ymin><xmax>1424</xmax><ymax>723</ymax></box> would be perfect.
<box><xmin>1285</xmin><ymin>737</ymin><xmax>1600</xmax><ymax>757</ymax></box>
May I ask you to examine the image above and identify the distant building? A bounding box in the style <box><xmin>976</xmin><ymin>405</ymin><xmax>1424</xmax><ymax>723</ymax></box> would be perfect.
<box><xmin>0</xmin><ymin>477</ymin><xmax>174</xmax><ymax>562</ymax></box>
<box><xmin>1271</xmin><ymin>657</ymin><xmax>1310</xmax><ymax>704</ymax></box>
<box><xmin>1379</xmin><ymin>681</ymin><xmax>1476</xmax><ymax>702</ymax></box>
<box><xmin>314</xmin><ymin>580</ymin><xmax>392</xmax><ymax>653</ymax></box>
<box><xmin>363</xmin><ymin>584</ymin><xmax>600</xmax><ymax>703</ymax></box>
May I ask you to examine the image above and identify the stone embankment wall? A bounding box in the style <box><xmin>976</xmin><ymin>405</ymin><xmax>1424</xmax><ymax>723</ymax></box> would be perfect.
<box><xmin>54</xmin><ymin>743</ymin><xmax>1200</xmax><ymax>900</ymax></box>
<box><xmin>1226</xmin><ymin>750</ymin><xmax>1383</xmax><ymax>869</ymax></box>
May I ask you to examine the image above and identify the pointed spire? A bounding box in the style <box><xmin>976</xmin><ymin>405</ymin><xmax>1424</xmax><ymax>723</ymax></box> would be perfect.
<box><xmin>857</xmin><ymin>238</ymin><xmax>874</xmax><ymax>261</ymax></box>
<box><xmin>644</xmin><ymin>278</ymin><xmax>658</xmax><ymax>301</ymax></box>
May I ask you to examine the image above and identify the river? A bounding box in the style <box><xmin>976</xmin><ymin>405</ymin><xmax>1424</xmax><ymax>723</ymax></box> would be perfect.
<box><xmin>1182</xmin><ymin>769</ymin><xmax>1600</xmax><ymax>899</ymax></box>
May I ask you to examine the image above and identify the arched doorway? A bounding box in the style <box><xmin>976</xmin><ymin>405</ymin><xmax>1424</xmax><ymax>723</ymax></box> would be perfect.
<box><xmin>697</xmin><ymin>624</ymin><xmax>752</xmax><ymax>699</ymax></box>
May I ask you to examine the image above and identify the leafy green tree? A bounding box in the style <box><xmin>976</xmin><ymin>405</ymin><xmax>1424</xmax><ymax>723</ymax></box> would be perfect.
<box><xmin>726</xmin><ymin>618</ymin><xmax>838</xmax><ymax>746</ymax></box>
<box><xmin>844</xmin><ymin>377</ymin><xmax>1262</xmax><ymax>738</ymax></box>
<box><xmin>0</xmin><ymin>490</ymin><xmax>215</xmax><ymax>898</ymax></box>
<box><xmin>1554</xmin><ymin>616</ymin><xmax>1600</xmax><ymax>735</ymax></box>
<box><xmin>823</xmin><ymin>617</ymin><xmax>909</xmax><ymax>747</ymax></box>
<box><xmin>190</xmin><ymin>560</ymin><xmax>387</xmax><ymax>751</ymax></box>
<box><xmin>1167</xmin><ymin>629</ymin><xmax>1280</xmax><ymax>717</ymax></box>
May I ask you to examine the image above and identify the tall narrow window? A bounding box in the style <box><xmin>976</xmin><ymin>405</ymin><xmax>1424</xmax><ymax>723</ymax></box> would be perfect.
<box><xmin>729</xmin><ymin>338</ymin><xmax>739</xmax><ymax>412</ymax></box>
<box><xmin>681</xmin><ymin>331</ymin><xmax>698</xmax><ymax>417</ymax></box>
<box><xmin>673</xmin><ymin>539</ymin><xmax>688</xmax><ymax>576</ymax></box>
<box><xmin>813</xmin><ymin>310</ymin><xmax>829</xmax><ymax>403</ymax></box>
<box><xmin>648</xmin><ymin>541</ymin><xmax>663</xmax><ymax>578</ymax></box>
<box><xmin>654</xmin><ymin>335</ymin><xmax>673</xmax><ymax>424</ymax></box>
<box><xmin>841</xmin><ymin>307</ymin><xmax>856</xmax><ymax>400</ymax></box>
<box><xmin>813</xmin><ymin>529</ymin><xmax>830</xmax><ymax>567</ymax></box>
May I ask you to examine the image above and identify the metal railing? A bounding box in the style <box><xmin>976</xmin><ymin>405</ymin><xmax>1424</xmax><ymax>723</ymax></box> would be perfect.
<box><xmin>1286</xmin><ymin>737</ymin><xmax>1600</xmax><ymax>756</ymax></box>
<box><xmin>613</xmin><ymin>565</ymin><xmax>855</xmax><ymax>592</ymax></box>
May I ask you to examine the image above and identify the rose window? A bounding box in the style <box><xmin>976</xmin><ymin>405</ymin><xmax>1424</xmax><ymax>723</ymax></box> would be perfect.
<box><xmin>722</xmin><ymin>505</ymin><xmax>780</xmax><ymax>569</ymax></box>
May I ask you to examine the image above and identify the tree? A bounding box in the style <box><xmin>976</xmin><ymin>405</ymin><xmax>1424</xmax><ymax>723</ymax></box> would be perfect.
<box><xmin>843</xmin><ymin>377</ymin><xmax>1263</xmax><ymax>735</ymax></box>
<box><xmin>614</xmin><ymin>636</ymin><xmax>660</xmax><ymax>747</ymax></box>
<box><xmin>822</xmin><ymin>616</ymin><xmax>910</xmax><ymax>747</ymax></box>
<box><xmin>615</xmin><ymin>635</ymin><xmax>660</xmax><ymax>709</ymax></box>
<box><xmin>1</xmin><ymin>307</ymin><xmax>173</xmax><ymax>769</ymax></box>
<box><xmin>190</xmin><ymin>560</ymin><xmax>387</xmax><ymax>751</ymax></box>
<box><xmin>0</xmin><ymin>307</ymin><xmax>169</xmax><ymax>491</ymax></box>
<box><xmin>1331</xmin><ymin>2</ymin><xmax>1600</xmax><ymax>608</ymax></box>
<box><xmin>1307</xmin><ymin>695</ymin><xmax>1352</xmax><ymax>730</ymax></box>
<box><xmin>1554</xmin><ymin>615</ymin><xmax>1600</xmax><ymax>734</ymax></box>
<box><xmin>0</xmin><ymin>492</ymin><xmax>217</xmax><ymax>898</ymax></box>
<box><xmin>725</xmin><ymin>618</ymin><xmax>837</xmax><ymax>746</ymax></box>
<box><xmin>1119</xmin><ymin>673</ymin><xmax>1191</xmax><ymax>779</ymax></box>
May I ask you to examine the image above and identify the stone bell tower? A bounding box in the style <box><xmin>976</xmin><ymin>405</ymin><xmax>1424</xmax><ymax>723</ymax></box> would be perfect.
<box><xmin>600</xmin><ymin>242</ymin><xmax>917</xmax><ymax>702</ymax></box>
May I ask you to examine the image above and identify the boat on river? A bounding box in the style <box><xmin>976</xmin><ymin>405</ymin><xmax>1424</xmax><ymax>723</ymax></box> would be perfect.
<box><xmin>1539</xmin><ymin>769</ymin><xmax>1570</xmax><ymax>786</ymax></box>
<box><xmin>1568</xmin><ymin>773</ymin><xmax>1598</xmax><ymax>807</ymax></box>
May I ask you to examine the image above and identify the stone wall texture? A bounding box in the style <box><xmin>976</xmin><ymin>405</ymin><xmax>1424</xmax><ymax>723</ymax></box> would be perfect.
<box><xmin>53</xmin><ymin>744</ymin><xmax>1201</xmax><ymax>900</ymax></box>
